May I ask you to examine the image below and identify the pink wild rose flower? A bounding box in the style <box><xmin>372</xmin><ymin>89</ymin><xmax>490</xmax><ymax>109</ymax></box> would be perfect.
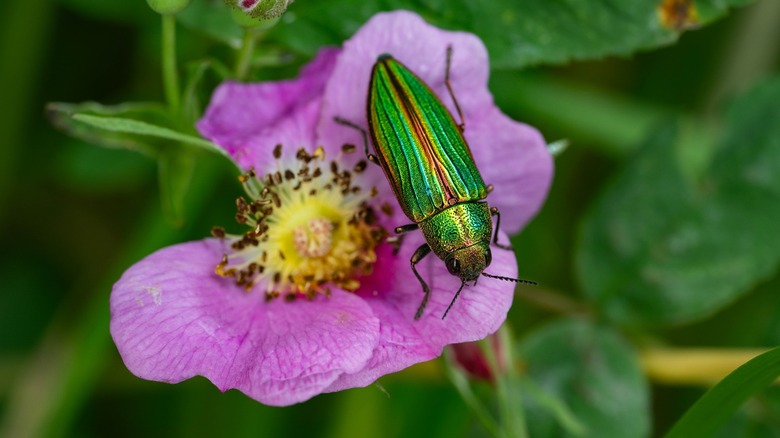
<box><xmin>110</xmin><ymin>11</ymin><xmax>553</xmax><ymax>406</ymax></box>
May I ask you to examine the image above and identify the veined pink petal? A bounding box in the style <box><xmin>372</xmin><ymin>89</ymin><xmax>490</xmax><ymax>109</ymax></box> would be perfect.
<box><xmin>110</xmin><ymin>239</ymin><xmax>380</xmax><ymax>406</ymax></box>
<box><xmin>198</xmin><ymin>48</ymin><xmax>340</xmax><ymax>170</ymax></box>
<box><xmin>466</xmin><ymin>108</ymin><xmax>553</xmax><ymax>234</ymax></box>
<box><xmin>326</xmin><ymin>231</ymin><xmax>517</xmax><ymax>391</ymax></box>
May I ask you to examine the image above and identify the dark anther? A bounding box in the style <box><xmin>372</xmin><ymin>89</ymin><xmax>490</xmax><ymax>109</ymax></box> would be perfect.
<box><xmin>236</xmin><ymin>197</ymin><xmax>248</xmax><ymax>212</ymax></box>
<box><xmin>284</xmin><ymin>169</ymin><xmax>295</xmax><ymax>180</ymax></box>
<box><xmin>342</xmin><ymin>144</ymin><xmax>356</xmax><ymax>153</ymax></box>
<box><xmin>354</xmin><ymin>160</ymin><xmax>367</xmax><ymax>173</ymax></box>
<box><xmin>273</xmin><ymin>144</ymin><xmax>283</xmax><ymax>159</ymax></box>
<box><xmin>363</xmin><ymin>207</ymin><xmax>378</xmax><ymax>225</ymax></box>
<box><xmin>210</xmin><ymin>227</ymin><xmax>226</xmax><ymax>238</ymax></box>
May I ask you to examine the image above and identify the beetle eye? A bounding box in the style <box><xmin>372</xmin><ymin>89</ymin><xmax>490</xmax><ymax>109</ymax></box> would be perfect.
<box><xmin>484</xmin><ymin>248</ymin><xmax>492</xmax><ymax>267</ymax></box>
<box><xmin>446</xmin><ymin>258</ymin><xmax>461</xmax><ymax>276</ymax></box>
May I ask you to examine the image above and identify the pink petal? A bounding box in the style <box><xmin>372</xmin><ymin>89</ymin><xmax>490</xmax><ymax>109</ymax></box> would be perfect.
<box><xmin>326</xmin><ymin>232</ymin><xmax>517</xmax><ymax>391</ymax></box>
<box><xmin>110</xmin><ymin>239</ymin><xmax>380</xmax><ymax>406</ymax></box>
<box><xmin>466</xmin><ymin>108</ymin><xmax>553</xmax><ymax>233</ymax></box>
<box><xmin>316</xmin><ymin>10</ymin><xmax>492</xmax><ymax>153</ymax></box>
<box><xmin>197</xmin><ymin>48</ymin><xmax>340</xmax><ymax>170</ymax></box>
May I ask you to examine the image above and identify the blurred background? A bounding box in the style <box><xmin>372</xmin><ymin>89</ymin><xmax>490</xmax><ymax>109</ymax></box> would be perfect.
<box><xmin>1</xmin><ymin>0</ymin><xmax>779</xmax><ymax>437</ymax></box>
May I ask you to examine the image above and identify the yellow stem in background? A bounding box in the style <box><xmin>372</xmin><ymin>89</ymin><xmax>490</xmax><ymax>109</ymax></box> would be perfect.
<box><xmin>397</xmin><ymin>347</ymin><xmax>780</xmax><ymax>387</ymax></box>
<box><xmin>639</xmin><ymin>347</ymin><xmax>779</xmax><ymax>386</ymax></box>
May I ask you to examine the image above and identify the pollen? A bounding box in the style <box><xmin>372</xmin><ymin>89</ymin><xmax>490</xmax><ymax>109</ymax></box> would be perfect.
<box><xmin>214</xmin><ymin>145</ymin><xmax>386</xmax><ymax>300</ymax></box>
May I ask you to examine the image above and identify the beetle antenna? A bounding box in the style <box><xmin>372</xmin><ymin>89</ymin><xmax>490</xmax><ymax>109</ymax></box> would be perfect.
<box><xmin>482</xmin><ymin>272</ymin><xmax>538</xmax><ymax>285</ymax></box>
<box><xmin>442</xmin><ymin>280</ymin><xmax>466</xmax><ymax>320</ymax></box>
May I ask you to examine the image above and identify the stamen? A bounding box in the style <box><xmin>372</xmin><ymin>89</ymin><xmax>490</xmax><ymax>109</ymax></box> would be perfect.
<box><xmin>214</xmin><ymin>145</ymin><xmax>386</xmax><ymax>299</ymax></box>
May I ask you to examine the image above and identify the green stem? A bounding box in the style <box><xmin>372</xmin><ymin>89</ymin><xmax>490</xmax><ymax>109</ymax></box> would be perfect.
<box><xmin>443</xmin><ymin>350</ymin><xmax>503</xmax><ymax>438</ymax></box>
<box><xmin>519</xmin><ymin>376</ymin><xmax>585</xmax><ymax>436</ymax></box>
<box><xmin>162</xmin><ymin>14</ymin><xmax>180</xmax><ymax>115</ymax></box>
<box><xmin>0</xmin><ymin>0</ymin><xmax>54</xmax><ymax>224</ymax></box>
<box><xmin>483</xmin><ymin>326</ymin><xmax>528</xmax><ymax>438</ymax></box>
<box><xmin>234</xmin><ymin>29</ymin><xmax>258</xmax><ymax>81</ymax></box>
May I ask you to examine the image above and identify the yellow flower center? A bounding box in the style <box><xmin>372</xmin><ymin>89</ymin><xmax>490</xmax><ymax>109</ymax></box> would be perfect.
<box><xmin>292</xmin><ymin>218</ymin><xmax>333</xmax><ymax>258</ymax></box>
<box><xmin>213</xmin><ymin>145</ymin><xmax>386</xmax><ymax>300</ymax></box>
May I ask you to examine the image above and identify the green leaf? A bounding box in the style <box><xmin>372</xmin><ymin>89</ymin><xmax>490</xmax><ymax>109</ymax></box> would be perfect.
<box><xmin>270</xmin><ymin>0</ymin><xmax>750</xmax><ymax>69</ymax></box>
<box><xmin>518</xmin><ymin>318</ymin><xmax>650</xmax><ymax>438</ymax></box>
<box><xmin>47</xmin><ymin>102</ymin><xmax>169</xmax><ymax>156</ymax></box>
<box><xmin>576</xmin><ymin>77</ymin><xmax>780</xmax><ymax>326</ymax></box>
<box><xmin>665</xmin><ymin>347</ymin><xmax>780</xmax><ymax>438</ymax></box>
<box><xmin>70</xmin><ymin>114</ymin><xmax>231</xmax><ymax>160</ymax></box>
<box><xmin>713</xmin><ymin>388</ymin><xmax>780</xmax><ymax>438</ymax></box>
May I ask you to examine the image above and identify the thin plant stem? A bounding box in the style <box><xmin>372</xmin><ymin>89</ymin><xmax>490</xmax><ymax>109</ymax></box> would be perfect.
<box><xmin>0</xmin><ymin>0</ymin><xmax>54</xmax><ymax>223</ymax></box>
<box><xmin>482</xmin><ymin>326</ymin><xmax>528</xmax><ymax>438</ymax></box>
<box><xmin>235</xmin><ymin>28</ymin><xmax>259</xmax><ymax>81</ymax></box>
<box><xmin>162</xmin><ymin>14</ymin><xmax>180</xmax><ymax>115</ymax></box>
<box><xmin>443</xmin><ymin>350</ymin><xmax>503</xmax><ymax>438</ymax></box>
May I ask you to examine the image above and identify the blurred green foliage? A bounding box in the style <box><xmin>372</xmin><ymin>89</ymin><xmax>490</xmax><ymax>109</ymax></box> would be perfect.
<box><xmin>1</xmin><ymin>0</ymin><xmax>779</xmax><ymax>437</ymax></box>
<box><xmin>519</xmin><ymin>319</ymin><xmax>649</xmax><ymax>437</ymax></box>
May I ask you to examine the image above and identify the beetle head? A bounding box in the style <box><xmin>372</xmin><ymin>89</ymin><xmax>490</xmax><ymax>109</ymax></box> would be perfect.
<box><xmin>445</xmin><ymin>242</ymin><xmax>492</xmax><ymax>282</ymax></box>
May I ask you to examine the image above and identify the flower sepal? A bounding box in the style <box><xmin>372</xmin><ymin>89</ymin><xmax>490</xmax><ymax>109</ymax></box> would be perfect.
<box><xmin>225</xmin><ymin>0</ymin><xmax>293</xmax><ymax>21</ymax></box>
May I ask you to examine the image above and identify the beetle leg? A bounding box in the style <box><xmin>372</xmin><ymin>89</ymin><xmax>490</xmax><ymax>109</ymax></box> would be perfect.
<box><xmin>386</xmin><ymin>224</ymin><xmax>418</xmax><ymax>255</ymax></box>
<box><xmin>490</xmin><ymin>207</ymin><xmax>513</xmax><ymax>250</ymax></box>
<box><xmin>444</xmin><ymin>45</ymin><xmax>466</xmax><ymax>133</ymax></box>
<box><xmin>486</xmin><ymin>184</ymin><xmax>494</xmax><ymax>194</ymax></box>
<box><xmin>442</xmin><ymin>280</ymin><xmax>466</xmax><ymax>320</ymax></box>
<box><xmin>411</xmin><ymin>243</ymin><xmax>432</xmax><ymax>320</ymax></box>
<box><xmin>394</xmin><ymin>223</ymin><xmax>419</xmax><ymax>234</ymax></box>
<box><xmin>385</xmin><ymin>234</ymin><xmax>406</xmax><ymax>255</ymax></box>
<box><xmin>333</xmin><ymin>116</ymin><xmax>379</xmax><ymax>165</ymax></box>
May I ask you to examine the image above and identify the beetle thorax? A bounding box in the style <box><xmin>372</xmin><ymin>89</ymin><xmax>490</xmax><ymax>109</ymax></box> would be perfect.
<box><xmin>418</xmin><ymin>201</ymin><xmax>492</xmax><ymax>260</ymax></box>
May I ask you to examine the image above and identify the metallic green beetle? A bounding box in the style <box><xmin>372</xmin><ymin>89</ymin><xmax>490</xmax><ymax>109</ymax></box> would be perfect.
<box><xmin>337</xmin><ymin>48</ymin><xmax>533</xmax><ymax>319</ymax></box>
